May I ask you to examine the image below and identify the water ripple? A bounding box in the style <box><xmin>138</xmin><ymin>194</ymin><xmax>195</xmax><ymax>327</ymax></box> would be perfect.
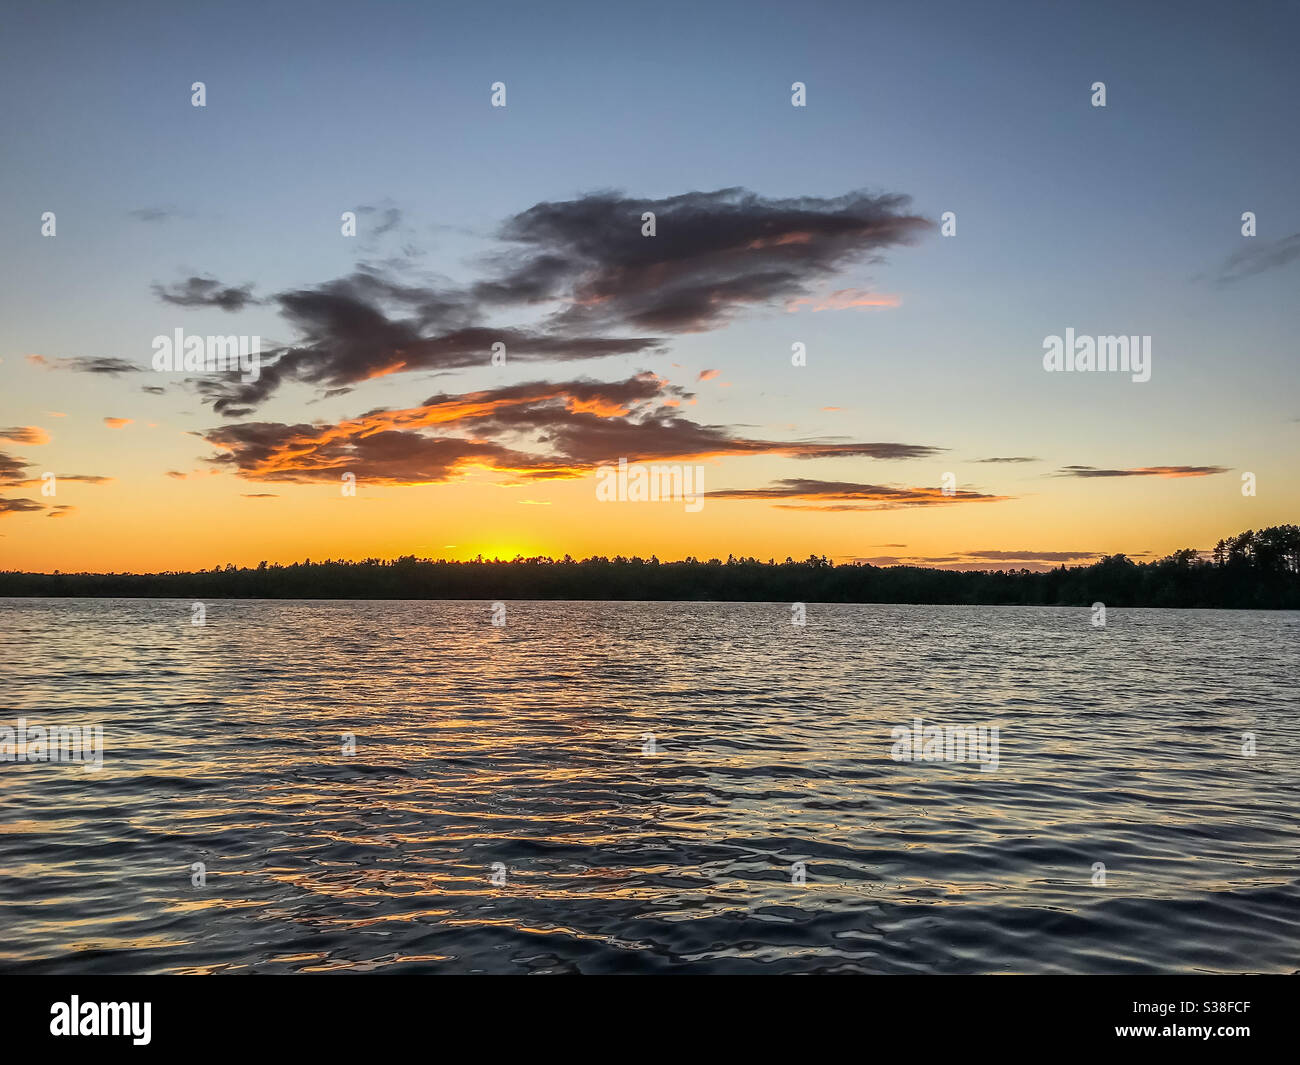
<box><xmin>1</xmin><ymin>599</ymin><xmax>1296</xmax><ymax>973</ymax></box>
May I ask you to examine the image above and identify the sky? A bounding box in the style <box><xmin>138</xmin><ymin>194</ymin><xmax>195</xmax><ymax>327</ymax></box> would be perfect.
<box><xmin>1</xmin><ymin>0</ymin><xmax>1297</xmax><ymax>573</ymax></box>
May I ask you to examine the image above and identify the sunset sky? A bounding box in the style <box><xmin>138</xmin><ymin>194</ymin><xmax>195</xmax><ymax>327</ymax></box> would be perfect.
<box><xmin>1</xmin><ymin>0</ymin><xmax>1297</xmax><ymax>574</ymax></box>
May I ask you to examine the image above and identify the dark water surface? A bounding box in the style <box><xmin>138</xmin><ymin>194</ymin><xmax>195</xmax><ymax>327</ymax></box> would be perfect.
<box><xmin>1</xmin><ymin>598</ymin><xmax>1296</xmax><ymax>974</ymax></box>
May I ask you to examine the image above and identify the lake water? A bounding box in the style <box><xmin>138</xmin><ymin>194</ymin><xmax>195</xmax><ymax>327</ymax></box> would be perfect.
<box><xmin>1</xmin><ymin>598</ymin><xmax>1296</xmax><ymax>974</ymax></box>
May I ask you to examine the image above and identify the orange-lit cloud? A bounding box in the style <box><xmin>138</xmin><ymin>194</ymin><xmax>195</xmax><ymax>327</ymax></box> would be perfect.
<box><xmin>786</xmin><ymin>288</ymin><xmax>900</xmax><ymax>312</ymax></box>
<box><xmin>0</xmin><ymin>498</ymin><xmax>44</xmax><ymax>516</ymax></box>
<box><xmin>201</xmin><ymin>376</ymin><xmax>944</xmax><ymax>487</ymax></box>
<box><xmin>708</xmin><ymin>478</ymin><xmax>1009</xmax><ymax>511</ymax></box>
<box><xmin>0</xmin><ymin>426</ymin><xmax>50</xmax><ymax>445</ymax></box>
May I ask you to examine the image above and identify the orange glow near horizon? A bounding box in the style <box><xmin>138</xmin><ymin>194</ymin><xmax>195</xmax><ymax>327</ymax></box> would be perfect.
<box><xmin>2</xmin><ymin>454</ymin><xmax>1292</xmax><ymax>574</ymax></box>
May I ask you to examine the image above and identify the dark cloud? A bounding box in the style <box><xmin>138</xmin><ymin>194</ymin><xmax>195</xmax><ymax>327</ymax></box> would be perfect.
<box><xmin>149</xmin><ymin>187</ymin><xmax>927</xmax><ymax>412</ymax></box>
<box><xmin>0</xmin><ymin>497</ymin><xmax>43</xmax><ymax>515</ymax></box>
<box><xmin>194</xmin><ymin>274</ymin><xmax>662</xmax><ymax>416</ymax></box>
<box><xmin>975</xmin><ymin>456</ymin><xmax>1039</xmax><ymax>463</ymax></box>
<box><xmin>488</xmin><ymin>187</ymin><xmax>930</xmax><ymax>333</ymax></box>
<box><xmin>0</xmin><ymin>450</ymin><xmax>31</xmax><ymax>486</ymax></box>
<box><xmin>153</xmin><ymin>276</ymin><xmax>259</xmax><ymax>310</ymax></box>
<box><xmin>1056</xmin><ymin>465</ymin><xmax>1229</xmax><ymax>478</ymax></box>
<box><xmin>1216</xmin><ymin>233</ymin><xmax>1300</xmax><ymax>285</ymax></box>
<box><xmin>45</xmin><ymin>475</ymin><xmax>112</xmax><ymax>485</ymax></box>
<box><xmin>534</xmin><ymin>418</ymin><xmax>938</xmax><ymax>468</ymax></box>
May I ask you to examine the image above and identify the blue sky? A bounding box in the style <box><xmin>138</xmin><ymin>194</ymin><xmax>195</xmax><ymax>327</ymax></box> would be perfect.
<box><xmin>1</xmin><ymin>0</ymin><xmax>1296</xmax><ymax>569</ymax></box>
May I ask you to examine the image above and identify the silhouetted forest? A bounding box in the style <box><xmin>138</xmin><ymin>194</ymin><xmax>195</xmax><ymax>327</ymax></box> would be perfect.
<box><xmin>3</xmin><ymin>525</ymin><xmax>1298</xmax><ymax>607</ymax></box>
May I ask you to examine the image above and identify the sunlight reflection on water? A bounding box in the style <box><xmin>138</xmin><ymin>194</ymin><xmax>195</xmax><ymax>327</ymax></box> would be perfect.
<box><xmin>1</xmin><ymin>599</ymin><xmax>1297</xmax><ymax>973</ymax></box>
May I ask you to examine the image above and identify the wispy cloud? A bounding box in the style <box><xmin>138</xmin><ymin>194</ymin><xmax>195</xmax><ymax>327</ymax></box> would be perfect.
<box><xmin>1056</xmin><ymin>465</ymin><xmax>1228</xmax><ymax>478</ymax></box>
<box><xmin>0</xmin><ymin>426</ymin><xmax>50</xmax><ymax>445</ymax></box>
<box><xmin>128</xmin><ymin>206</ymin><xmax>188</xmax><ymax>223</ymax></box>
<box><xmin>708</xmin><ymin>478</ymin><xmax>1008</xmax><ymax>511</ymax></box>
<box><xmin>28</xmin><ymin>354</ymin><xmax>141</xmax><ymax>375</ymax></box>
<box><xmin>786</xmin><ymin>288</ymin><xmax>899</xmax><ymax>312</ymax></box>
<box><xmin>152</xmin><ymin>276</ymin><xmax>258</xmax><ymax>311</ymax></box>
<box><xmin>0</xmin><ymin>497</ymin><xmax>43</xmax><ymax>516</ymax></box>
<box><xmin>961</xmin><ymin>549</ymin><xmax>1104</xmax><ymax>561</ymax></box>
<box><xmin>1215</xmin><ymin>232</ymin><xmax>1300</xmax><ymax>285</ymax></box>
<box><xmin>847</xmin><ymin>548</ymin><xmax>1105</xmax><ymax>571</ymax></box>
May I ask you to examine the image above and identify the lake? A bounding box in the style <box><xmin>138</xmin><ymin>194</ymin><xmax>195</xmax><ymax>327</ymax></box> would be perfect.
<box><xmin>1</xmin><ymin>598</ymin><xmax>1296</xmax><ymax>973</ymax></box>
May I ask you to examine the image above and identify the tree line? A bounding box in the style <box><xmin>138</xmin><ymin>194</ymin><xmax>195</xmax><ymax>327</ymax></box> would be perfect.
<box><xmin>2</xmin><ymin>525</ymin><xmax>1297</xmax><ymax>608</ymax></box>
